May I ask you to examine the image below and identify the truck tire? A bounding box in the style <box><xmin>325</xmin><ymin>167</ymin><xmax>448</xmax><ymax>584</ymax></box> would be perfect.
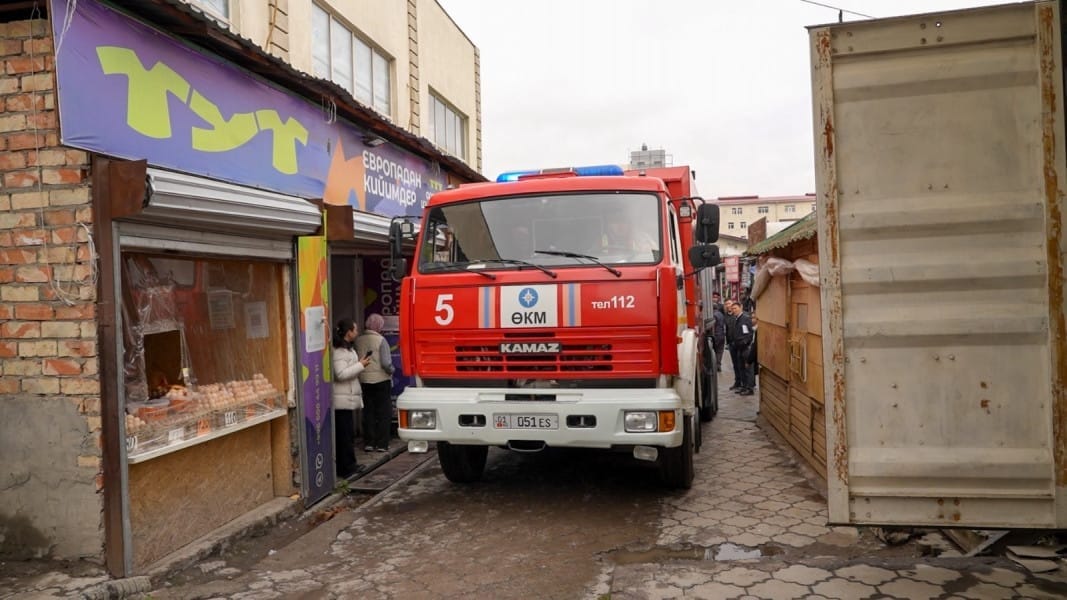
<box><xmin>700</xmin><ymin>365</ymin><xmax>717</xmax><ymax>422</ymax></box>
<box><xmin>659</xmin><ymin>414</ymin><xmax>694</xmax><ymax>489</ymax></box>
<box><xmin>437</xmin><ymin>442</ymin><xmax>488</xmax><ymax>483</ymax></box>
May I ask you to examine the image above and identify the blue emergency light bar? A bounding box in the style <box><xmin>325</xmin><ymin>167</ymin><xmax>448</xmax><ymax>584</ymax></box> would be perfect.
<box><xmin>495</xmin><ymin>164</ymin><xmax>624</xmax><ymax>182</ymax></box>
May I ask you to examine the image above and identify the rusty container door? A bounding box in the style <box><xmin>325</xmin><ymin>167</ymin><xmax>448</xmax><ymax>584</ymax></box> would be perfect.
<box><xmin>811</xmin><ymin>2</ymin><xmax>1067</xmax><ymax>527</ymax></box>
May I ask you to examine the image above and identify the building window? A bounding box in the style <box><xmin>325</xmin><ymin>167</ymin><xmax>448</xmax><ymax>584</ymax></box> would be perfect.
<box><xmin>190</xmin><ymin>0</ymin><xmax>229</xmax><ymax>19</ymax></box>
<box><xmin>728</xmin><ymin>222</ymin><xmax>735</xmax><ymax>230</ymax></box>
<box><xmin>731</xmin><ymin>207</ymin><xmax>743</xmax><ymax>215</ymax></box>
<box><xmin>740</xmin><ymin>221</ymin><xmax>747</xmax><ymax>229</ymax></box>
<box><xmin>785</xmin><ymin>204</ymin><xmax>796</xmax><ymax>213</ymax></box>
<box><xmin>430</xmin><ymin>92</ymin><xmax>467</xmax><ymax>159</ymax></box>
<box><xmin>758</xmin><ymin>206</ymin><xmax>769</xmax><ymax>214</ymax></box>
<box><xmin>312</xmin><ymin>4</ymin><xmax>392</xmax><ymax>116</ymax></box>
<box><xmin>811</xmin><ymin>203</ymin><xmax>817</xmax><ymax>212</ymax></box>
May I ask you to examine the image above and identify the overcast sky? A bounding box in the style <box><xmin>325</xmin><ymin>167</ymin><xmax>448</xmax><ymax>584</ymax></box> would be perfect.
<box><xmin>438</xmin><ymin>0</ymin><xmax>1015</xmax><ymax>196</ymax></box>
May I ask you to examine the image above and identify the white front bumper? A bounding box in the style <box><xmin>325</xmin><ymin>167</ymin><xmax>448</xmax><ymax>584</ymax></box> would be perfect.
<box><xmin>398</xmin><ymin>386</ymin><xmax>685</xmax><ymax>449</ymax></box>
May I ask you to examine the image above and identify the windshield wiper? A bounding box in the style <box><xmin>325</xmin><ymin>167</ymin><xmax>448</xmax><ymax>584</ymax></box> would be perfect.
<box><xmin>421</xmin><ymin>262</ymin><xmax>496</xmax><ymax>279</ymax></box>
<box><xmin>534</xmin><ymin>250</ymin><xmax>622</xmax><ymax>277</ymax></box>
<box><xmin>475</xmin><ymin>259</ymin><xmax>558</xmax><ymax>279</ymax></box>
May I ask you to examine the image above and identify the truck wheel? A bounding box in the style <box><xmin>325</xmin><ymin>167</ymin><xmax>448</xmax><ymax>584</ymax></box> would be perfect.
<box><xmin>437</xmin><ymin>442</ymin><xmax>488</xmax><ymax>483</ymax></box>
<box><xmin>659</xmin><ymin>414</ymin><xmax>694</xmax><ymax>489</ymax></box>
<box><xmin>700</xmin><ymin>366</ymin><xmax>717</xmax><ymax>422</ymax></box>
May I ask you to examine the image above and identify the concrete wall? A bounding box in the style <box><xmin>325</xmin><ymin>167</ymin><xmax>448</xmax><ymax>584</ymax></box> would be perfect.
<box><xmin>0</xmin><ymin>18</ymin><xmax>102</xmax><ymax>560</ymax></box>
<box><xmin>417</xmin><ymin>0</ymin><xmax>478</xmax><ymax>166</ymax></box>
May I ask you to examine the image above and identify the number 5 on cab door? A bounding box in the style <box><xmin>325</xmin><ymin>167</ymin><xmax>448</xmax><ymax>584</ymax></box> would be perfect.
<box><xmin>434</xmin><ymin>293</ymin><xmax>454</xmax><ymax>326</ymax></box>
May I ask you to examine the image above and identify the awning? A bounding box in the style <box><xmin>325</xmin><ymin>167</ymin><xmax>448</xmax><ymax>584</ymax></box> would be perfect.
<box><xmin>137</xmin><ymin>167</ymin><xmax>322</xmax><ymax>238</ymax></box>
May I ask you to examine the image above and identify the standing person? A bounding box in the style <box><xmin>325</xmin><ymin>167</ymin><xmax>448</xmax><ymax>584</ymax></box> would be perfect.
<box><xmin>724</xmin><ymin>300</ymin><xmax>743</xmax><ymax>390</ymax></box>
<box><xmin>742</xmin><ymin>288</ymin><xmax>756</xmax><ymax>314</ymax></box>
<box><xmin>745</xmin><ymin>316</ymin><xmax>760</xmax><ymax>384</ymax></box>
<box><xmin>332</xmin><ymin>318</ymin><xmax>371</xmax><ymax>478</ymax></box>
<box><xmin>727</xmin><ymin>302</ymin><xmax>756</xmax><ymax>396</ymax></box>
<box><xmin>711</xmin><ymin>291</ymin><xmax>725</xmax><ymax>316</ymax></box>
<box><xmin>712</xmin><ymin>302</ymin><xmax>727</xmax><ymax>372</ymax></box>
<box><xmin>355</xmin><ymin>313</ymin><xmax>395</xmax><ymax>452</ymax></box>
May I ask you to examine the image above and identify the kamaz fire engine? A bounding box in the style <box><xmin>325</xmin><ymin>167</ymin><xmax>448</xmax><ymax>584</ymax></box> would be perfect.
<box><xmin>387</xmin><ymin>165</ymin><xmax>721</xmax><ymax>488</ymax></box>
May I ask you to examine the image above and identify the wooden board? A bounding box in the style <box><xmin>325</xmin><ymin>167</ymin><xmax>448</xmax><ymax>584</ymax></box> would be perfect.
<box><xmin>756</xmin><ymin>273</ymin><xmax>788</xmax><ymax>327</ymax></box>
<box><xmin>129</xmin><ymin>422</ymin><xmax>275</xmax><ymax>570</ymax></box>
<box><xmin>759</xmin><ymin>324</ymin><xmax>789</xmax><ymax>380</ymax></box>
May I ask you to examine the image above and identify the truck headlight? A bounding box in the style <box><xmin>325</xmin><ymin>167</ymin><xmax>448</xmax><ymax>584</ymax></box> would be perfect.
<box><xmin>401</xmin><ymin>409</ymin><xmax>437</xmax><ymax>430</ymax></box>
<box><xmin>624</xmin><ymin>411</ymin><xmax>658</xmax><ymax>432</ymax></box>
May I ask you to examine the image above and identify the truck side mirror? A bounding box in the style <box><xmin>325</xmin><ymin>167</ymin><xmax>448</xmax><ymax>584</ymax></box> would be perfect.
<box><xmin>388</xmin><ymin>219</ymin><xmax>414</xmax><ymax>282</ymax></box>
<box><xmin>694</xmin><ymin>204</ymin><xmax>720</xmax><ymax>243</ymax></box>
<box><xmin>688</xmin><ymin>244</ymin><xmax>721</xmax><ymax>270</ymax></box>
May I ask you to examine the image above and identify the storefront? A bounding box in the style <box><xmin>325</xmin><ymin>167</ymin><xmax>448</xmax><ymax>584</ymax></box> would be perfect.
<box><xmin>37</xmin><ymin>0</ymin><xmax>481</xmax><ymax>575</ymax></box>
<box><xmin>98</xmin><ymin>164</ymin><xmax>320</xmax><ymax>571</ymax></box>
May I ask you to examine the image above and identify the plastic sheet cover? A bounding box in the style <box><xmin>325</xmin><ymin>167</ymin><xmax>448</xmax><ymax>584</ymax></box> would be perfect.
<box><xmin>120</xmin><ymin>253</ymin><xmax>288</xmax><ymax>458</ymax></box>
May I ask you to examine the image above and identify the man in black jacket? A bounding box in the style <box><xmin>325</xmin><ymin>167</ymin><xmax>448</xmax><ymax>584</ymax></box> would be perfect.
<box><xmin>726</xmin><ymin>301</ymin><xmax>755</xmax><ymax>395</ymax></box>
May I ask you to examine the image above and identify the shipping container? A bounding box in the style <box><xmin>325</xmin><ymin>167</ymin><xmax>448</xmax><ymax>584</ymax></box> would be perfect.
<box><xmin>810</xmin><ymin>1</ymin><xmax>1067</xmax><ymax>527</ymax></box>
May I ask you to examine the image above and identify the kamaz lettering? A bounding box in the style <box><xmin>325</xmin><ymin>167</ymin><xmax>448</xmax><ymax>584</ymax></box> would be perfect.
<box><xmin>499</xmin><ymin>342</ymin><xmax>561</xmax><ymax>354</ymax></box>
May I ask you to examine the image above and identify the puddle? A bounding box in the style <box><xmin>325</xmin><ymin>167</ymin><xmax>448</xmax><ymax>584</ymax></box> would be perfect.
<box><xmin>713</xmin><ymin>543</ymin><xmax>762</xmax><ymax>560</ymax></box>
<box><xmin>611</xmin><ymin>542</ymin><xmax>771</xmax><ymax>566</ymax></box>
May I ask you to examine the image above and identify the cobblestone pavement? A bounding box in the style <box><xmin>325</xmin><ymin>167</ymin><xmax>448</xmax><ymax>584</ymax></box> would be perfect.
<box><xmin>6</xmin><ymin>361</ymin><xmax>1067</xmax><ymax>599</ymax></box>
<box><xmin>603</xmin><ymin>366</ymin><xmax>1067</xmax><ymax>599</ymax></box>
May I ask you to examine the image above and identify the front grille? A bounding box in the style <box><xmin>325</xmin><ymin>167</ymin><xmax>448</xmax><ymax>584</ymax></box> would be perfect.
<box><xmin>456</xmin><ymin>342</ymin><xmax>613</xmax><ymax>372</ymax></box>
<box><xmin>415</xmin><ymin>327</ymin><xmax>659</xmax><ymax>378</ymax></box>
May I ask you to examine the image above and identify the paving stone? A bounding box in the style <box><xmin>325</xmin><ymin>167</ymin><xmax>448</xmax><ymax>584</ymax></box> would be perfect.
<box><xmin>716</xmin><ymin>567</ymin><xmax>771</xmax><ymax>587</ymax></box>
<box><xmin>729</xmin><ymin>532</ymin><xmax>771</xmax><ymax>547</ymax></box>
<box><xmin>640</xmin><ymin>581</ymin><xmax>684</xmax><ymax>600</ymax></box>
<box><xmin>791</xmin><ymin>522</ymin><xmax>831</xmax><ymax>537</ymax></box>
<box><xmin>879</xmin><ymin>578</ymin><xmax>943</xmax><ymax>600</ymax></box>
<box><xmin>971</xmin><ymin>567</ymin><xmax>1027</xmax><ymax>587</ymax></box>
<box><xmin>774</xmin><ymin>532</ymin><xmax>816</xmax><ymax>548</ymax></box>
<box><xmin>954</xmin><ymin>582</ymin><xmax>1017</xmax><ymax>600</ymax></box>
<box><xmin>901</xmin><ymin>564</ymin><xmax>962</xmax><ymax>585</ymax></box>
<box><xmin>722</xmin><ymin>515</ymin><xmax>761</xmax><ymax>528</ymax></box>
<box><xmin>748</xmin><ymin>579</ymin><xmax>809</xmax><ymax>599</ymax></box>
<box><xmin>688</xmin><ymin>581</ymin><xmax>747</xmax><ymax>599</ymax></box>
<box><xmin>773</xmin><ymin>564</ymin><xmax>832</xmax><ymax>585</ymax></box>
<box><xmin>810</xmin><ymin>578</ymin><xmax>877</xmax><ymax>600</ymax></box>
<box><xmin>1013</xmin><ymin>583</ymin><xmax>1067</xmax><ymax>600</ymax></box>
<box><xmin>834</xmin><ymin>565</ymin><xmax>897</xmax><ymax>585</ymax></box>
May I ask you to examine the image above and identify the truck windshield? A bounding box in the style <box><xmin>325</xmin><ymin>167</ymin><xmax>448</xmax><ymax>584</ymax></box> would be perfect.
<box><xmin>418</xmin><ymin>192</ymin><xmax>662</xmax><ymax>272</ymax></box>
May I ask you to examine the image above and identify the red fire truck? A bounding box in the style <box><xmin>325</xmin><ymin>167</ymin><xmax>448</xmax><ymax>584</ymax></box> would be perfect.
<box><xmin>387</xmin><ymin>165</ymin><xmax>721</xmax><ymax>488</ymax></box>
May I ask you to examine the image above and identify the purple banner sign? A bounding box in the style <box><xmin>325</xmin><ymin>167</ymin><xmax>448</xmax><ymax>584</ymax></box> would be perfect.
<box><xmin>298</xmin><ymin>235</ymin><xmax>333</xmax><ymax>502</ymax></box>
<box><xmin>50</xmin><ymin>0</ymin><xmax>447</xmax><ymax>217</ymax></box>
<box><xmin>362</xmin><ymin>257</ymin><xmax>413</xmax><ymax>398</ymax></box>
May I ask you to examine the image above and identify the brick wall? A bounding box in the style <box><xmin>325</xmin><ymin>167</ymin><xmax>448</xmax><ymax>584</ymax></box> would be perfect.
<box><xmin>0</xmin><ymin>17</ymin><xmax>103</xmax><ymax>560</ymax></box>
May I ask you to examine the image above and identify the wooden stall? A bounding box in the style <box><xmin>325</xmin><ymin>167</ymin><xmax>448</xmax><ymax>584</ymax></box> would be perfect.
<box><xmin>747</xmin><ymin>214</ymin><xmax>826</xmax><ymax>479</ymax></box>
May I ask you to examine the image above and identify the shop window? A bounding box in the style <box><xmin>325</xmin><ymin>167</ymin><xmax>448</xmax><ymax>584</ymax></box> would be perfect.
<box><xmin>312</xmin><ymin>4</ymin><xmax>393</xmax><ymax>116</ymax></box>
<box><xmin>121</xmin><ymin>253</ymin><xmax>288</xmax><ymax>460</ymax></box>
<box><xmin>430</xmin><ymin>92</ymin><xmax>467</xmax><ymax>160</ymax></box>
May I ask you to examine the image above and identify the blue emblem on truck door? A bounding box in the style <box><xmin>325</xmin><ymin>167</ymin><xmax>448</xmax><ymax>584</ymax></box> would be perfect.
<box><xmin>518</xmin><ymin>287</ymin><xmax>539</xmax><ymax>308</ymax></box>
<box><xmin>501</xmin><ymin>285</ymin><xmax>557</xmax><ymax>328</ymax></box>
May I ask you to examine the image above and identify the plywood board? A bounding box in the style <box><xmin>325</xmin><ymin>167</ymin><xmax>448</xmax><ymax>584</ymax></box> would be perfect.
<box><xmin>756</xmin><ymin>274</ymin><xmax>789</xmax><ymax>327</ymax></box>
<box><xmin>759</xmin><ymin>324</ymin><xmax>789</xmax><ymax>379</ymax></box>
<box><xmin>130</xmin><ymin>422</ymin><xmax>275</xmax><ymax>570</ymax></box>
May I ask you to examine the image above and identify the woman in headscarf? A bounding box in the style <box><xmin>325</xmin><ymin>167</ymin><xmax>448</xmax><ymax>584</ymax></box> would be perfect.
<box><xmin>355</xmin><ymin>313</ymin><xmax>396</xmax><ymax>452</ymax></box>
<box><xmin>332</xmin><ymin>318</ymin><xmax>371</xmax><ymax>477</ymax></box>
